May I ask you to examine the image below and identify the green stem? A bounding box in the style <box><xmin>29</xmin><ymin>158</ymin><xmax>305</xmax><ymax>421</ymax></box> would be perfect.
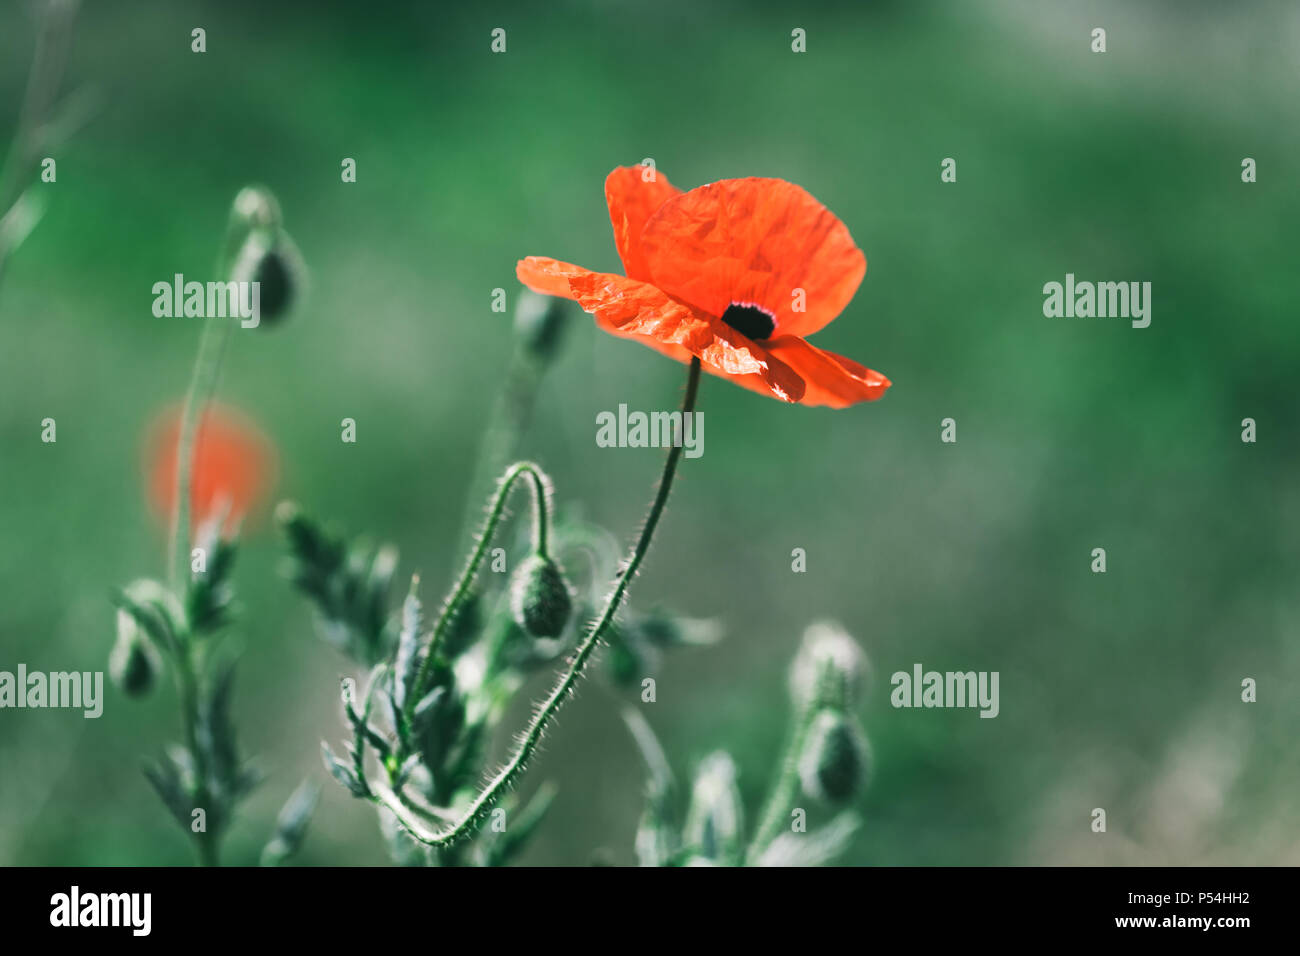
<box><xmin>168</xmin><ymin>316</ymin><xmax>235</xmax><ymax>590</ymax></box>
<box><xmin>746</xmin><ymin>705</ymin><xmax>817</xmax><ymax>863</ymax></box>
<box><xmin>382</xmin><ymin>357</ymin><xmax>702</xmax><ymax>847</ymax></box>
<box><xmin>166</xmin><ymin>204</ymin><xmax>264</xmax><ymax>591</ymax></box>
<box><xmin>172</xmin><ymin>643</ymin><xmax>218</xmax><ymax>866</ymax></box>
<box><xmin>164</xmin><ymin>201</ymin><xmax>262</xmax><ymax>863</ymax></box>
<box><xmin>406</xmin><ymin>460</ymin><xmax>552</xmax><ymax>719</ymax></box>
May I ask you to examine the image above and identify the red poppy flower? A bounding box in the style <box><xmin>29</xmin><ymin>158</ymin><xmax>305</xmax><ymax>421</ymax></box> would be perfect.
<box><xmin>517</xmin><ymin>166</ymin><xmax>890</xmax><ymax>407</ymax></box>
<box><xmin>146</xmin><ymin>402</ymin><xmax>275</xmax><ymax>534</ymax></box>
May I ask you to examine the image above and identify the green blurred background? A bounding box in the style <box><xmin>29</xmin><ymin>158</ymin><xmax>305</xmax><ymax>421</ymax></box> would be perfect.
<box><xmin>1</xmin><ymin>0</ymin><xmax>1297</xmax><ymax>865</ymax></box>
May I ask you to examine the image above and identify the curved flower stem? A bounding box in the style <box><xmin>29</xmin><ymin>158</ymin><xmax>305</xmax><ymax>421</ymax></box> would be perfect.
<box><xmin>166</xmin><ymin>209</ymin><xmax>259</xmax><ymax>592</ymax></box>
<box><xmin>384</xmin><ymin>356</ymin><xmax>703</xmax><ymax>847</ymax></box>
<box><xmin>405</xmin><ymin>460</ymin><xmax>552</xmax><ymax>721</ymax></box>
<box><xmin>168</xmin><ymin>315</ymin><xmax>235</xmax><ymax>590</ymax></box>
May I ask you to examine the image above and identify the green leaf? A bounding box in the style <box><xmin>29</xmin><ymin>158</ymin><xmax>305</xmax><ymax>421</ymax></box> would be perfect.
<box><xmin>320</xmin><ymin>741</ymin><xmax>367</xmax><ymax>797</ymax></box>
<box><xmin>623</xmin><ymin>708</ymin><xmax>679</xmax><ymax>867</ymax></box>
<box><xmin>260</xmin><ymin>780</ymin><xmax>320</xmax><ymax>866</ymax></box>
<box><xmin>112</xmin><ymin>579</ymin><xmax>186</xmax><ymax>655</ymax></box>
<box><xmin>393</xmin><ymin>579</ymin><xmax>423</xmax><ymax>711</ymax></box>
<box><xmin>278</xmin><ymin>504</ymin><xmax>400</xmax><ymax>665</ymax></box>
<box><xmin>754</xmin><ymin>811</ymin><xmax>861</xmax><ymax>867</ymax></box>
<box><xmin>142</xmin><ymin>755</ymin><xmax>193</xmax><ymax>832</ymax></box>
<box><xmin>187</xmin><ymin>524</ymin><xmax>238</xmax><ymax>635</ymax></box>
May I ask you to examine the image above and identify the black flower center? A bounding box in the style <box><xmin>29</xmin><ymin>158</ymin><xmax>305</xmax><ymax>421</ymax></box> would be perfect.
<box><xmin>720</xmin><ymin>302</ymin><xmax>776</xmax><ymax>341</ymax></box>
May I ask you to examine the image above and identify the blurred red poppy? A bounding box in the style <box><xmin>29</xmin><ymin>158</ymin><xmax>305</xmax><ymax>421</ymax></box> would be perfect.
<box><xmin>518</xmin><ymin>166</ymin><xmax>890</xmax><ymax>407</ymax></box>
<box><xmin>146</xmin><ymin>402</ymin><xmax>275</xmax><ymax>534</ymax></box>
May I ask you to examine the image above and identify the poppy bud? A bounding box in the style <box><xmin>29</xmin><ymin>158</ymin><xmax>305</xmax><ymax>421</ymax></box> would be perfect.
<box><xmin>789</xmin><ymin>620</ymin><xmax>866</xmax><ymax>712</ymax></box>
<box><xmin>230</xmin><ymin>229</ymin><xmax>305</xmax><ymax>327</ymax></box>
<box><xmin>683</xmin><ymin>751</ymin><xmax>744</xmax><ymax>862</ymax></box>
<box><xmin>513</xmin><ymin>290</ymin><xmax>568</xmax><ymax>360</ymax></box>
<box><xmin>231</xmin><ymin>185</ymin><xmax>282</xmax><ymax>231</ymax></box>
<box><xmin>509</xmin><ymin>553</ymin><xmax>573</xmax><ymax>638</ymax></box>
<box><xmin>109</xmin><ymin>609</ymin><xmax>162</xmax><ymax>697</ymax></box>
<box><xmin>798</xmin><ymin>708</ymin><xmax>871</xmax><ymax>804</ymax></box>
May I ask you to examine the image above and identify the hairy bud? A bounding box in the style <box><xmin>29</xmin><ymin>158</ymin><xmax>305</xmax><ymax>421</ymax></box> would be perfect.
<box><xmin>230</xmin><ymin>229</ymin><xmax>305</xmax><ymax>326</ymax></box>
<box><xmin>798</xmin><ymin>708</ymin><xmax>870</xmax><ymax>804</ymax></box>
<box><xmin>509</xmin><ymin>554</ymin><xmax>573</xmax><ymax>638</ymax></box>
<box><xmin>789</xmin><ymin>620</ymin><xmax>867</xmax><ymax>711</ymax></box>
<box><xmin>109</xmin><ymin>609</ymin><xmax>161</xmax><ymax>697</ymax></box>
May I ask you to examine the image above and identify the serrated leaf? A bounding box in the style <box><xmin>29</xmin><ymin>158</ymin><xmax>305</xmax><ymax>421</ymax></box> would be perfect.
<box><xmin>112</xmin><ymin>580</ymin><xmax>186</xmax><ymax>655</ymax></box>
<box><xmin>142</xmin><ymin>757</ymin><xmax>192</xmax><ymax>831</ymax></box>
<box><xmin>197</xmin><ymin>661</ymin><xmax>242</xmax><ymax>791</ymax></box>
<box><xmin>187</xmin><ymin>525</ymin><xmax>239</xmax><ymax>635</ymax></box>
<box><xmin>623</xmin><ymin>709</ymin><xmax>679</xmax><ymax>867</ymax></box>
<box><xmin>395</xmin><ymin>753</ymin><xmax>423</xmax><ymax>790</ymax></box>
<box><xmin>393</xmin><ymin>581</ymin><xmax>423</xmax><ymax>711</ymax></box>
<box><xmin>410</xmin><ymin>686</ymin><xmax>445</xmax><ymax>734</ymax></box>
<box><xmin>755</xmin><ymin>810</ymin><xmax>861</xmax><ymax>867</ymax></box>
<box><xmin>320</xmin><ymin>741</ymin><xmax>367</xmax><ymax>797</ymax></box>
<box><xmin>260</xmin><ymin>780</ymin><xmax>320</xmax><ymax>866</ymax></box>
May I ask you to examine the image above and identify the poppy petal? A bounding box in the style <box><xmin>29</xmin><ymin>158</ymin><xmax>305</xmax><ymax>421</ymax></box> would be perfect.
<box><xmin>517</xmin><ymin>256</ymin><xmax>591</xmax><ymax>299</ymax></box>
<box><xmin>147</xmin><ymin>403</ymin><xmax>275</xmax><ymax>533</ymax></box>
<box><xmin>565</xmin><ymin>269</ymin><xmax>805</xmax><ymax>403</ymax></box>
<box><xmin>604</xmin><ymin>165</ymin><xmax>681</xmax><ymax>281</ymax></box>
<box><xmin>640</xmin><ymin>177</ymin><xmax>866</xmax><ymax>339</ymax></box>
<box><xmin>763</xmin><ymin>336</ymin><xmax>890</xmax><ymax>408</ymax></box>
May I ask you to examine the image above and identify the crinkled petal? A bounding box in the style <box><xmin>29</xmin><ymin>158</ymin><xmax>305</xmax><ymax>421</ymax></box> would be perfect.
<box><xmin>764</xmin><ymin>335</ymin><xmax>890</xmax><ymax>408</ymax></box>
<box><xmin>516</xmin><ymin>256</ymin><xmax>590</xmax><ymax>299</ymax></box>
<box><xmin>565</xmin><ymin>270</ymin><xmax>805</xmax><ymax>403</ymax></box>
<box><xmin>640</xmin><ymin>177</ymin><xmax>866</xmax><ymax>339</ymax></box>
<box><xmin>605</xmin><ymin>166</ymin><xmax>681</xmax><ymax>281</ymax></box>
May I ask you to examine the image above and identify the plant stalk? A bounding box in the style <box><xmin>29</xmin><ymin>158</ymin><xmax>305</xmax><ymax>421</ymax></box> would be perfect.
<box><xmin>405</xmin><ymin>460</ymin><xmax>552</xmax><ymax>721</ymax></box>
<box><xmin>382</xmin><ymin>357</ymin><xmax>703</xmax><ymax>846</ymax></box>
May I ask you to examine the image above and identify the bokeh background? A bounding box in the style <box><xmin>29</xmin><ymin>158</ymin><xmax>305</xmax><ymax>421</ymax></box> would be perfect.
<box><xmin>1</xmin><ymin>0</ymin><xmax>1297</xmax><ymax>865</ymax></box>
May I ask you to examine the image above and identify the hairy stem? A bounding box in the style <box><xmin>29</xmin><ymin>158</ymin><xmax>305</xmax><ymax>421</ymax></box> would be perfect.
<box><xmin>406</xmin><ymin>460</ymin><xmax>552</xmax><ymax>719</ymax></box>
<box><xmin>746</xmin><ymin>704</ymin><xmax>817</xmax><ymax>863</ymax></box>
<box><xmin>383</xmin><ymin>357</ymin><xmax>702</xmax><ymax>847</ymax></box>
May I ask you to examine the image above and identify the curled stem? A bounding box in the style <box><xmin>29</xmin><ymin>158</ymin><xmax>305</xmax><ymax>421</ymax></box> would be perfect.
<box><xmin>406</xmin><ymin>460</ymin><xmax>552</xmax><ymax>719</ymax></box>
<box><xmin>383</xmin><ymin>357</ymin><xmax>703</xmax><ymax>847</ymax></box>
<box><xmin>166</xmin><ymin>207</ymin><xmax>262</xmax><ymax>590</ymax></box>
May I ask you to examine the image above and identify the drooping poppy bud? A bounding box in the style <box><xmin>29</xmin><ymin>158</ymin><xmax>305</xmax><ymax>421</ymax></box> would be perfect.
<box><xmin>230</xmin><ymin>229</ymin><xmax>305</xmax><ymax>327</ymax></box>
<box><xmin>109</xmin><ymin>608</ymin><xmax>162</xmax><ymax>697</ymax></box>
<box><xmin>798</xmin><ymin>708</ymin><xmax>871</xmax><ymax>804</ymax></box>
<box><xmin>509</xmin><ymin>553</ymin><xmax>573</xmax><ymax>638</ymax></box>
<box><xmin>224</xmin><ymin>185</ymin><xmax>305</xmax><ymax>328</ymax></box>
